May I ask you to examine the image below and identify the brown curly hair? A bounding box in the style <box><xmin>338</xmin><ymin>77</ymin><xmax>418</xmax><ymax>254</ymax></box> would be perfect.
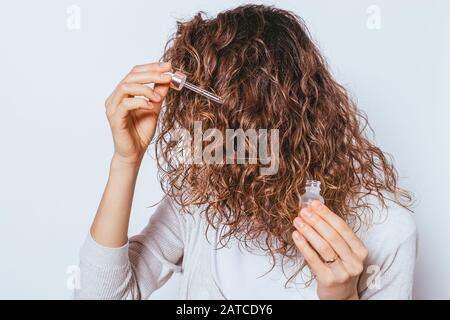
<box><xmin>155</xmin><ymin>4</ymin><xmax>412</xmax><ymax>282</ymax></box>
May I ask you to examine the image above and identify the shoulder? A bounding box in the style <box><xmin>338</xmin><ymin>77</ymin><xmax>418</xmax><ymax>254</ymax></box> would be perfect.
<box><xmin>356</xmin><ymin>197</ymin><xmax>417</xmax><ymax>252</ymax></box>
<box><xmin>150</xmin><ymin>195</ymin><xmax>205</xmax><ymax>233</ymax></box>
<box><xmin>152</xmin><ymin>196</ymin><xmax>197</xmax><ymax>222</ymax></box>
<box><xmin>355</xmin><ymin>198</ymin><xmax>417</xmax><ymax>299</ymax></box>
<box><xmin>135</xmin><ymin>196</ymin><xmax>205</xmax><ymax>252</ymax></box>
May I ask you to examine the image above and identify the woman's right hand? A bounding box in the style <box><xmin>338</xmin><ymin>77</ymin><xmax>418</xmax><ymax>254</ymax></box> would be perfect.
<box><xmin>105</xmin><ymin>62</ymin><xmax>173</xmax><ymax>165</ymax></box>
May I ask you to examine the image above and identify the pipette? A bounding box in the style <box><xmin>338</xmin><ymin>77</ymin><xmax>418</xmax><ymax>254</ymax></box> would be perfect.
<box><xmin>165</xmin><ymin>70</ymin><xmax>224</xmax><ymax>104</ymax></box>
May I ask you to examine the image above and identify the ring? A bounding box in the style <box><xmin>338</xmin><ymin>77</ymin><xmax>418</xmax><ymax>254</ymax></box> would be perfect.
<box><xmin>324</xmin><ymin>254</ymin><xmax>338</xmax><ymax>264</ymax></box>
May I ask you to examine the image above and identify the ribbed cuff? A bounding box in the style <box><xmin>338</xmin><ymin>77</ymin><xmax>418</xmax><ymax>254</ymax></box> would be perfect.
<box><xmin>80</xmin><ymin>231</ymin><xmax>130</xmax><ymax>268</ymax></box>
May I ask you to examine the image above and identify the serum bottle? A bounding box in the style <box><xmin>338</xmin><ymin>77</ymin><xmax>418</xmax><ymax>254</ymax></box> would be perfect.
<box><xmin>300</xmin><ymin>180</ymin><xmax>324</xmax><ymax>209</ymax></box>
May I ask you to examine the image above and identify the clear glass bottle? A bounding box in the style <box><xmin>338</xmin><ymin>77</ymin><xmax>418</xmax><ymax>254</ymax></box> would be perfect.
<box><xmin>300</xmin><ymin>180</ymin><xmax>324</xmax><ymax>209</ymax></box>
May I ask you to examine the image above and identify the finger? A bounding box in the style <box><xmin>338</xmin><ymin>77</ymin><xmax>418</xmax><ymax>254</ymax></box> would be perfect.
<box><xmin>326</xmin><ymin>259</ymin><xmax>352</xmax><ymax>284</ymax></box>
<box><xmin>299</xmin><ymin>207</ymin><xmax>365</xmax><ymax>275</ymax></box>
<box><xmin>123</xmin><ymin>71</ymin><xmax>172</xmax><ymax>85</ymax></box>
<box><xmin>109</xmin><ymin>83</ymin><xmax>161</xmax><ymax>111</ymax></box>
<box><xmin>115</xmin><ymin>98</ymin><xmax>156</xmax><ymax>119</ymax></box>
<box><xmin>293</xmin><ymin>231</ymin><xmax>354</xmax><ymax>287</ymax></box>
<box><xmin>153</xmin><ymin>80</ymin><xmax>171</xmax><ymax>98</ymax></box>
<box><xmin>299</xmin><ymin>208</ymin><xmax>355</xmax><ymax>263</ymax></box>
<box><xmin>310</xmin><ymin>201</ymin><xmax>368</xmax><ymax>259</ymax></box>
<box><xmin>294</xmin><ymin>219</ymin><xmax>358</xmax><ymax>283</ymax></box>
<box><xmin>129</xmin><ymin>61</ymin><xmax>172</xmax><ymax>73</ymax></box>
<box><xmin>293</xmin><ymin>217</ymin><xmax>336</xmax><ymax>262</ymax></box>
<box><xmin>292</xmin><ymin>231</ymin><xmax>328</xmax><ymax>276</ymax></box>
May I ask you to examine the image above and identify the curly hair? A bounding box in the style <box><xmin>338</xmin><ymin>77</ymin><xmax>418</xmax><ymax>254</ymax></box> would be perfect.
<box><xmin>155</xmin><ymin>4</ymin><xmax>412</xmax><ymax>283</ymax></box>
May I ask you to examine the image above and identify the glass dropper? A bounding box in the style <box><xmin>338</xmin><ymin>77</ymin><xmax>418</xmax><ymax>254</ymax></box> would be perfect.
<box><xmin>165</xmin><ymin>70</ymin><xmax>224</xmax><ymax>104</ymax></box>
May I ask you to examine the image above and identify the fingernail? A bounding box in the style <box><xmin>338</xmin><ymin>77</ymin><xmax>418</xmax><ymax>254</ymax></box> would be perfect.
<box><xmin>159</xmin><ymin>61</ymin><xmax>171</xmax><ymax>67</ymax></box>
<box><xmin>293</xmin><ymin>231</ymin><xmax>303</xmax><ymax>242</ymax></box>
<box><xmin>301</xmin><ymin>209</ymin><xmax>313</xmax><ymax>219</ymax></box>
<box><xmin>294</xmin><ymin>218</ymin><xmax>305</xmax><ymax>229</ymax></box>
<box><xmin>312</xmin><ymin>200</ymin><xmax>323</xmax><ymax>210</ymax></box>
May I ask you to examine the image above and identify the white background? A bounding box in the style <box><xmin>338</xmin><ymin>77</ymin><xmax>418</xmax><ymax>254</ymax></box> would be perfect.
<box><xmin>0</xmin><ymin>0</ymin><xmax>449</xmax><ymax>299</ymax></box>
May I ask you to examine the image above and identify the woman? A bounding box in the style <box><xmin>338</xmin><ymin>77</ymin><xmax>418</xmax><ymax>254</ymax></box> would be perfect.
<box><xmin>76</xmin><ymin>5</ymin><xmax>417</xmax><ymax>300</ymax></box>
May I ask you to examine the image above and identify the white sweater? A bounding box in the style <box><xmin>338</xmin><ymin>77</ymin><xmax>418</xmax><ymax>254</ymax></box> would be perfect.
<box><xmin>75</xmin><ymin>197</ymin><xmax>417</xmax><ymax>300</ymax></box>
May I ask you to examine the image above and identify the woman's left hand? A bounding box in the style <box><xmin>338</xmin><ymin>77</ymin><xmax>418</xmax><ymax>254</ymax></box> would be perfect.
<box><xmin>292</xmin><ymin>200</ymin><xmax>369</xmax><ymax>300</ymax></box>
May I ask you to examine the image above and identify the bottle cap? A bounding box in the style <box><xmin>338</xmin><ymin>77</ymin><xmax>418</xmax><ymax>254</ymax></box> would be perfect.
<box><xmin>305</xmin><ymin>180</ymin><xmax>321</xmax><ymax>193</ymax></box>
<box><xmin>165</xmin><ymin>70</ymin><xmax>186</xmax><ymax>91</ymax></box>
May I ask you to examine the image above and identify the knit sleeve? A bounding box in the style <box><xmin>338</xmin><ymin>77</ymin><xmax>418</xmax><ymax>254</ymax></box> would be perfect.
<box><xmin>75</xmin><ymin>197</ymin><xmax>184</xmax><ymax>300</ymax></box>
